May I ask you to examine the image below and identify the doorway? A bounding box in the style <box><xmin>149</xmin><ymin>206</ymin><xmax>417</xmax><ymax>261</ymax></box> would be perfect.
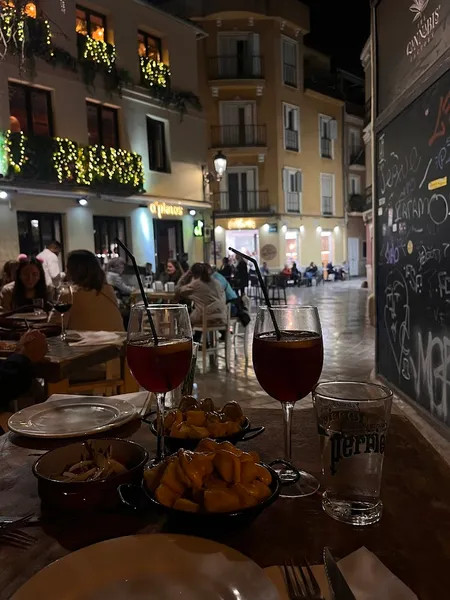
<box><xmin>348</xmin><ymin>237</ymin><xmax>360</xmax><ymax>276</ymax></box>
<box><xmin>17</xmin><ymin>211</ymin><xmax>64</xmax><ymax>267</ymax></box>
<box><xmin>220</xmin><ymin>167</ymin><xmax>257</xmax><ymax>212</ymax></box>
<box><xmin>153</xmin><ymin>220</ymin><xmax>184</xmax><ymax>270</ymax></box>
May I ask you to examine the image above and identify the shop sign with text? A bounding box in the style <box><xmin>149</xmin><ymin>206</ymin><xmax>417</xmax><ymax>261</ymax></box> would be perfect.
<box><xmin>149</xmin><ymin>202</ymin><xmax>184</xmax><ymax>219</ymax></box>
<box><xmin>227</xmin><ymin>218</ymin><xmax>256</xmax><ymax>230</ymax></box>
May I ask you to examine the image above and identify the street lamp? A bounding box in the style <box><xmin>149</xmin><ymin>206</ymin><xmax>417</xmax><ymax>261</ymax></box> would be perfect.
<box><xmin>203</xmin><ymin>150</ymin><xmax>228</xmax><ymax>265</ymax></box>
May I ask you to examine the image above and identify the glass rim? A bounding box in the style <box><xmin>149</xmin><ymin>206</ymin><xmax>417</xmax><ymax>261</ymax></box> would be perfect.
<box><xmin>257</xmin><ymin>304</ymin><xmax>318</xmax><ymax>311</ymax></box>
<box><xmin>312</xmin><ymin>380</ymin><xmax>393</xmax><ymax>403</ymax></box>
<box><xmin>131</xmin><ymin>303</ymin><xmax>187</xmax><ymax>311</ymax></box>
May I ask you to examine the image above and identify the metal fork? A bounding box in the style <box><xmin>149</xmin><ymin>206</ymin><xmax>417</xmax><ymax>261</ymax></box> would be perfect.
<box><xmin>0</xmin><ymin>514</ymin><xmax>37</xmax><ymax>550</ymax></box>
<box><xmin>282</xmin><ymin>558</ymin><xmax>323</xmax><ymax>599</ymax></box>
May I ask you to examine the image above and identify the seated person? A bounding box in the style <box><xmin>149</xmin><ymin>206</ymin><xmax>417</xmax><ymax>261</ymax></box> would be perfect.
<box><xmin>0</xmin><ymin>330</ymin><xmax>48</xmax><ymax>425</ymax></box>
<box><xmin>305</xmin><ymin>262</ymin><xmax>318</xmax><ymax>287</ymax></box>
<box><xmin>260</xmin><ymin>261</ymin><xmax>270</xmax><ymax>276</ymax></box>
<box><xmin>105</xmin><ymin>258</ymin><xmax>134</xmax><ymax>297</ymax></box>
<box><xmin>159</xmin><ymin>259</ymin><xmax>182</xmax><ymax>286</ymax></box>
<box><xmin>51</xmin><ymin>250</ymin><xmax>124</xmax><ymax>332</ymax></box>
<box><xmin>219</xmin><ymin>256</ymin><xmax>233</xmax><ymax>280</ymax></box>
<box><xmin>0</xmin><ymin>257</ymin><xmax>49</xmax><ymax>312</ymax></box>
<box><xmin>0</xmin><ymin>260</ymin><xmax>19</xmax><ymax>290</ymax></box>
<box><xmin>175</xmin><ymin>263</ymin><xmax>227</xmax><ymax>330</ymax></box>
<box><xmin>291</xmin><ymin>262</ymin><xmax>301</xmax><ymax>286</ymax></box>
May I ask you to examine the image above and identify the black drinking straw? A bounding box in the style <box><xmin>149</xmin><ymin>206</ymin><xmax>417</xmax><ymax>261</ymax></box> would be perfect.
<box><xmin>228</xmin><ymin>247</ymin><xmax>281</xmax><ymax>340</ymax></box>
<box><xmin>116</xmin><ymin>239</ymin><xmax>159</xmax><ymax>345</ymax></box>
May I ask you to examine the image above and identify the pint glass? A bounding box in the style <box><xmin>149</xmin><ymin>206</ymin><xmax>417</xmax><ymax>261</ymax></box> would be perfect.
<box><xmin>312</xmin><ymin>381</ymin><xmax>393</xmax><ymax>526</ymax></box>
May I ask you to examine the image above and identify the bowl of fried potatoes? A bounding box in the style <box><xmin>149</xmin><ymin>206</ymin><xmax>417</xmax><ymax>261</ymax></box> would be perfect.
<box><xmin>119</xmin><ymin>439</ymin><xmax>281</xmax><ymax>525</ymax></box>
<box><xmin>148</xmin><ymin>397</ymin><xmax>265</xmax><ymax>451</ymax></box>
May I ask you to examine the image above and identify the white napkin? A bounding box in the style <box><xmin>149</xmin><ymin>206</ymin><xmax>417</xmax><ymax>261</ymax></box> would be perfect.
<box><xmin>67</xmin><ymin>331</ymin><xmax>123</xmax><ymax>347</ymax></box>
<box><xmin>47</xmin><ymin>391</ymin><xmax>151</xmax><ymax>415</ymax></box>
<box><xmin>265</xmin><ymin>547</ymin><xmax>417</xmax><ymax>600</ymax></box>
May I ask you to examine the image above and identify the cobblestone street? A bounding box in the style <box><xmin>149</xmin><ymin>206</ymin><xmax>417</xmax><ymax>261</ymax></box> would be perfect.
<box><xmin>194</xmin><ymin>278</ymin><xmax>374</xmax><ymax>410</ymax></box>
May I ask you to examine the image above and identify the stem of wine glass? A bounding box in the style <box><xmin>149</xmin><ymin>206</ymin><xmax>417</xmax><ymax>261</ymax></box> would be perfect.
<box><xmin>282</xmin><ymin>401</ymin><xmax>295</xmax><ymax>462</ymax></box>
<box><xmin>60</xmin><ymin>313</ymin><xmax>65</xmax><ymax>341</ymax></box>
<box><xmin>155</xmin><ymin>391</ymin><xmax>166</xmax><ymax>463</ymax></box>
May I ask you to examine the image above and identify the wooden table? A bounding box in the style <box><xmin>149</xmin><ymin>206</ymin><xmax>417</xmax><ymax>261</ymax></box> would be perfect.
<box><xmin>1</xmin><ymin>408</ymin><xmax>449</xmax><ymax>599</ymax></box>
<box><xmin>131</xmin><ymin>290</ymin><xmax>176</xmax><ymax>305</ymax></box>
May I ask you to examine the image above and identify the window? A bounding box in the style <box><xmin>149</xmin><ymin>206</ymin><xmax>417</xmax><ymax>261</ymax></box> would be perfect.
<box><xmin>86</xmin><ymin>102</ymin><xmax>119</xmax><ymax>148</ymax></box>
<box><xmin>220</xmin><ymin>168</ymin><xmax>258</xmax><ymax>212</ymax></box>
<box><xmin>76</xmin><ymin>5</ymin><xmax>106</xmax><ymax>41</ymax></box>
<box><xmin>321</xmin><ymin>231</ymin><xmax>332</xmax><ymax>267</ymax></box>
<box><xmin>283</xmin><ymin>103</ymin><xmax>300</xmax><ymax>151</ymax></box>
<box><xmin>319</xmin><ymin>114</ymin><xmax>336</xmax><ymax>159</ymax></box>
<box><xmin>349</xmin><ymin>127</ymin><xmax>361</xmax><ymax>162</ymax></box>
<box><xmin>283</xmin><ymin>168</ymin><xmax>302</xmax><ymax>213</ymax></box>
<box><xmin>138</xmin><ymin>30</ymin><xmax>162</xmax><ymax>62</ymax></box>
<box><xmin>321</xmin><ymin>173</ymin><xmax>334</xmax><ymax>216</ymax></box>
<box><xmin>9</xmin><ymin>82</ymin><xmax>53</xmax><ymax>136</ymax></box>
<box><xmin>94</xmin><ymin>216</ymin><xmax>127</xmax><ymax>264</ymax></box>
<box><xmin>217</xmin><ymin>33</ymin><xmax>261</xmax><ymax>78</ymax></box>
<box><xmin>1</xmin><ymin>1</ymin><xmax>36</xmax><ymax>17</ymax></box>
<box><xmin>284</xmin><ymin>230</ymin><xmax>299</xmax><ymax>266</ymax></box>
<box><xmin>147</xmin><ymin>116</ymin><xmax>168</xmax><ymax>173</ymax></box>
<box><xmin>17</xmin><ymin>211</ymin><xmax>64</xmax><ymax>262</ymax></box>
<box><xmin>349</xmin><ymin>174</ymin><xmax>361</xmax><ymax>195</ymax></box>
<box><xmin>219</xmin><ymin>101</ymin><xmax>256</xmax><ymax>146</ymax></box>
<box><xmin>282</xmin><ymin>37</ymin><xmax>297</xmax><ymax>87</ymax></box>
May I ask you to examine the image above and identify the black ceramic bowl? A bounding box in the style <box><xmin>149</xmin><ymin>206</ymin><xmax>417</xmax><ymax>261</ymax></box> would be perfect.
<box><xmin>148</xmin><ymin>416</ymin><xmax>265</xmax><ymax>452</ymax></box>
<box><xmin>119</xmin><ymin>461</ymin><xmax>293</xmax><ymax>527</ymax></box>
<box><xmin>33</xmin><ymin>438</ymin><xmax>149</xmax><ymax>511</ymax></box>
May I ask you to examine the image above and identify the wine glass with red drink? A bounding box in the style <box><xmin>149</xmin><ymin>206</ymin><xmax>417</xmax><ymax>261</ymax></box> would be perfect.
<box><xmin>127</xmin><ymin>304</ymin><xmax>192</xmax><ymax>464</ymax></box>
<box><xmin>252</xmin><ymin>305</ymin><xmax>323</xmax><ymax>497</ymax></box>
<box><xmin>52</xmin><ymin>283</ymin><xmax>73</xmax><ymax>341</ymax></box>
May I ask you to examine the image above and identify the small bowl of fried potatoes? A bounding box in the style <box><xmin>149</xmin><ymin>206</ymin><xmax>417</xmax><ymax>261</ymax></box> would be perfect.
<box><xmin>119</xmin><ymin>439</ymin><xmax>282</xmax><ymax>526</ymax></box>
<box><xmin>148</xmin><ymin>397</ymin><xmax>265</xmax><ymax>451</ymax></box>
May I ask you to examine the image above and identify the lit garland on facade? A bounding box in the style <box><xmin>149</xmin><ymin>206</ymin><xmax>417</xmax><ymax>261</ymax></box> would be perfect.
<box><xmin>140</xmin><ymin>56</ymin><xmax>170</xmax><ymax>87</ymax></box>
<box><xmin>82</xmin><ymin>36</ymin><xmax>116</xmax><ymax>72</ymax></box>
<box><xmin>53</xmin><ymin>137</ymin><xmax>78</xmax><ymax>183</ymax></box>
<box><xmin>5</xmin><ymin>130</ymin><xmax>26</xmax><ymax>173</ymax></box>
<box><xmin>43</xmin><ymin>18</ymin><xmax>53</xmax><ymax>57</ymax></box>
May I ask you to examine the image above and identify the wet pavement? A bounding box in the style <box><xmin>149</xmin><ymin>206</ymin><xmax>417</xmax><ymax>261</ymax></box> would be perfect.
<box><xmin>194</xmin><ymin>278</ymin><xmax>374</xmax><ymax>410</ymax></box>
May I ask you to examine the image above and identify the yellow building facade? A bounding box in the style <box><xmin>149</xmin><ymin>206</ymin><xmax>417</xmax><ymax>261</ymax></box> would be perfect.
<box><xmin>164</xmin><ymin>0</ymin><xmax>347</xmax><ymax>269</ymax></box>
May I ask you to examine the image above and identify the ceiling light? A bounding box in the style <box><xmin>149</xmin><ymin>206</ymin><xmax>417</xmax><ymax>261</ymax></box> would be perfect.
<box><xmin>189</xmin><ymin>209</ymin><xmax>196</xmax><ymax>216</ymax></box>
<box><xmin>78</xmin><ymin>198</ymin><xmax>88</xmax><ymax>206</ymax></box>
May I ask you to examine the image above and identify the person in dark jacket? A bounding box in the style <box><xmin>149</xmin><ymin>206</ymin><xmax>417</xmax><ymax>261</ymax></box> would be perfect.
<box><xmin>0</xmin><ymin>330</ymin><xmax>48</xmax><ymax>414</ymax></box>
<box><xmin>219</xmin><ymin>257</ymin><xmax>233</xmax><ymax>280</ymax></box>
<box><xmin>235</xmin><ymin>256</ymin><xmax>249</xmax><ymax>296</ymax></box>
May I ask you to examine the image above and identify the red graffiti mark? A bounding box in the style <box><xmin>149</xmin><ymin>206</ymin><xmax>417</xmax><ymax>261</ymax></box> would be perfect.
<box><xmin>429</xmin><ymin>91</ymin><xmax>450</xmax><ymax>146</ymax></box>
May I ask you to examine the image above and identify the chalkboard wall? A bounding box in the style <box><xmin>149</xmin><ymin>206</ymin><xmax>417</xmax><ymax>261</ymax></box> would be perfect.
<box><xmin>376</xmin><ymin>68</ymin><xmax>450</xmax><ymax>428</ymax></box>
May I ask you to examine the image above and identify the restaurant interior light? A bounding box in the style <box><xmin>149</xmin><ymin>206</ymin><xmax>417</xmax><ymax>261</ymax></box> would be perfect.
<box><xmin>78</xmin><ymin>198</ymin><xmax>88</xmax><ymax>206</ymax></box>
<box><xmin>215</xmin><ymin>225</ymin><xmax>223</xmax><ymax>233</ymax></box>
<box><xmin>189</xmin><ymin>209</ymin><xmax>196</xmax><ymax>216</ymax></box>
<box><xmin>0</xmin><ymin>190</ymin><xmax>7</xmax><ymax>199</ymax></box>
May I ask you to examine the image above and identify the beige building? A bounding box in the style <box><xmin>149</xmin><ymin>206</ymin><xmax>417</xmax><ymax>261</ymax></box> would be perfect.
<box><xmin>159</xmin><ymin>0</ymin><xmax>347</xmax><ymax>271</ymax></box>
<box><xmin>0</xmin><ymin>0</ymin><xmax>208</xmax><ymax>269</ymax></box>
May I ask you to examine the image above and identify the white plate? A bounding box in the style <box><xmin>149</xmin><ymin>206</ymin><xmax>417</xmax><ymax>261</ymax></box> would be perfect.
<box><xmin>11</xmin><ymin>534</ymin><xmax>280</xmax><ymax>600</ymax></box>
<box><xmin>8</xmin><ymin>396</ymin><xmax>138</xmax><ymax>438</ymax></box>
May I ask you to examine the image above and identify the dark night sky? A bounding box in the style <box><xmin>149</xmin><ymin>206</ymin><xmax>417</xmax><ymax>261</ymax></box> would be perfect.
<box><xmin>302</xmin><ymin>0</ymin><xmax>371</xmax><ymax>75</ymax></box>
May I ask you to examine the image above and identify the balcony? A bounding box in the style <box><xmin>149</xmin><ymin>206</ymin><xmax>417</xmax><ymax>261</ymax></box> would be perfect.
<box><xmin>211</xmin><ymin>125</ymin><xmax>267</xmax><ymax>149</ymax></box>
<box><xmin>140</xmin><ymin>56</ymin><xmax>171</xmax><ymax>88</ymax></box>
<box><xmin>283</xmin><ymin>62</ymin><xmax>297</xmax><ymax>87</ymax></box>
<box><xmin>348</xmin><ymin>189</ymin><xmax>372</xmax><ymax>213</ymax></box>
<box><xmin>284</xmin><ymin>128</ymin><xmax>299</xmax><ymax>151</ymax></box>
<box><xmin>212</xmin><ymin>191</ymin><xmax>273</xmax><ymax>216</ymax></box>
<box><xmin>2</xmin><ymin>132</ymin><xmax>144</xmax><ymax>194</ymax></box>
<box><xmin>285</xmin><ymin>192</ymin><xmax>301</xmax><ymax>213</ymax></box>
<box><xmin>208</xmin><ymin>56</ymin><xmax>264</xmax><ymax>80</ymax></box>
<box><xmin>349</xmin><ymin>147</ymin><xmax>365</xmax><ymax>167</ymax></box>
<box><xmin>77</xmin><ymin>33</ymin><xmax>116</xmax><ymax>72</ymax></box>
<box><xmin>320</xmin><ymin>138</ymin><xmax>332</xmax><ymax>158</ymax></box>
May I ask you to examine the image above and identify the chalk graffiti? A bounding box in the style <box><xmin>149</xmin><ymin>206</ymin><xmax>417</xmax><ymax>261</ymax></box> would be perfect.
<box><xmin>384</xmin><ymin>270</ymin><xmax>410</xmax><ymax>376</ymax></box>
<box><xmin>385</xmin><ymin>242</ymin><xmax>400</xmax><ymax>264</ymax></box>
<box><xmin>394</xmin><ymin>192</ymin><xmax>449</xmax><ymax>225</ymax></box>
<box><xmin>418</xmin><ymin>245</ymin><xmax>441</xmax><ymax>267</ymax></box>
<box><xmin>429</xmin><ymin>91</ymin><xmax>450</xmax><ymax>147</ymax></box>
<box><xmin>409</xmin><ymin>330</ymin><xmax>450</xmax><ymax>424</ymax></box>
<box><xmin>379</xmin><ymin>147</ymin><xmax>422</xmax><ymax>196</ymax></box>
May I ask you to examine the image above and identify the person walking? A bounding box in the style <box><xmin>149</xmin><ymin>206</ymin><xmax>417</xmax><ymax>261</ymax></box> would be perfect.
<box><xmin>37</xmin><ymin>240</ymin><xmax>64</xmax><ymax>287</ymax></box>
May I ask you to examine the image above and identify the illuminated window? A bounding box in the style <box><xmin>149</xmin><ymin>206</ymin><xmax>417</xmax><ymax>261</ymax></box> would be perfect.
<box><xmin>76</xmin><ymin>5</ymin><xmax>106</xmax><ymax>42</ymax></box>
<box><xmin>321</xmin><ymin>231</ymin><xmax>332</xmax><ymax>267</ymax></box>
<box><xmin>24</xmin><ymin>2</ymin><xmax>37</xmax><ymax>18</ymax></box>
<box><xmin>137</xmin><ymin>30</ymin><xmax>162</xmax><ymax>62</ymax></box>
<box><xmin>8</xmin><ymin>82</ymin><xmax>53</xmax><ymax>136</ymax></box>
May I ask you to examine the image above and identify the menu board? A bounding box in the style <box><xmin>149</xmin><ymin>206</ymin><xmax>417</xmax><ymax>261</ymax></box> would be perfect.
<box><xmin>376</xmin><ymin>68</ymin><xmax>450</xmax><ymax>428</ymax></box>
<box><xmin>376</xmin><ymin>0</ymin><xmax>450</xmax><ymax>114</ymax></box>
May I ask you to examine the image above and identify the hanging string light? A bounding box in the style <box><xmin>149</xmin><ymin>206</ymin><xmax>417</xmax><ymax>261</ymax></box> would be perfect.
<box><xmin>140</xmin><ymin>56</ymin><xmax>170</xmax><ymax>87</ymax></box>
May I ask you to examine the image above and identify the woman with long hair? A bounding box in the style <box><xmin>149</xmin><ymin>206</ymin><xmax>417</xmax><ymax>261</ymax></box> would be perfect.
<box><xmin>176</xmin><ymin>262</ymin><xmax>226</xmax><ymax>327</ymax></box>
<box><xmin>0</xmin><ymin>260</ymin><xmax>19</xmax><ymax>289</ymax></box>
<box><xmin>51</xmin><ymin>250</ymin><xmax>123</xmax><ymax>331</ymax></box>
<box><xmin>159</xmin><ymin>259</ymin><xmax>182</xmax><ymax>285</ymax></box>
<box><xmin>0</xmin><ymin>257</ymin><xmax>48</xmax><ymax>312</ymax></box>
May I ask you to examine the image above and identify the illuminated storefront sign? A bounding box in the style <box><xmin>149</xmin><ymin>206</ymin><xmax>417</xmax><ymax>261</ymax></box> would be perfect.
<box><xmin>149</xmin><ymin>201</ymin><xmax>184</xmax><ymax>219</ymax></box>
<box><xmin>227</xmin><ymin>218</ymin><xmax>256</xmax><ymax>230</ymax></box>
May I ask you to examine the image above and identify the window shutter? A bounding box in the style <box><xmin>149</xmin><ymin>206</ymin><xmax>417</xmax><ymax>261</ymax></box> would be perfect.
<box><xmin>283</xmin><ymin>168</ymin><xmax>289</xmax><ymax>191</ymax></box>
<box><xmin>294</xmin><ymin>107</ymin><xmax>299</xmax><ymax>132</ymax></box>
<box><xmin>250</xmin><ymin>33</ymin><xmax>260</xmax><ymax>75</ymax></box>
<box><xmin>283</xmin><ymin>104</ymin><xmax>289</xmax><ymax>129</ymax></box>
<box><xmin>329</xmin><ymin>119</ymin><xmax>338</xmax><ymax>140</ymax></box>
<box><xmin>296</xmin><ymin>170</ymin><xmax>302</xmax><ymax>192</ymax></box>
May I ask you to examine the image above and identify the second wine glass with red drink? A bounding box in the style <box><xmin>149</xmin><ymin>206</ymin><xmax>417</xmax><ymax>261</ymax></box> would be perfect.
<box><xmin>127</xmin><ymin>304</ymin><xmax>192</xmax><ymax>464</ymax></box>
<box><xmin>253</xmin><ymin>305</ymin><xmax>323</xmax><ymax>497</ymax></box>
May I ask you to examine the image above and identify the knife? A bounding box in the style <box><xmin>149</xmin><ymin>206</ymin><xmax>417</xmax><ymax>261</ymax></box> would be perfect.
<box><xmin>323</xmin><ymin>547</ymin><xmax>356</xmax><ymax>600</ymax></box>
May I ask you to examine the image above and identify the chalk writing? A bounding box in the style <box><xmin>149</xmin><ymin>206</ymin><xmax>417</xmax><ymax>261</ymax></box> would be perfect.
<box><xmin>379</xmin><ymin>147</ymin><xmax>422</xmax><ymax>196</ymax></box>
<box><xmin>429</xmin><ymin>91</ymin><xmax>450</xmax><ymax>147</ymax></box>
<box><xmin>384</xmin><ymin>270</ymin><xmax>410</xmax><ymax>376</ymax></box>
